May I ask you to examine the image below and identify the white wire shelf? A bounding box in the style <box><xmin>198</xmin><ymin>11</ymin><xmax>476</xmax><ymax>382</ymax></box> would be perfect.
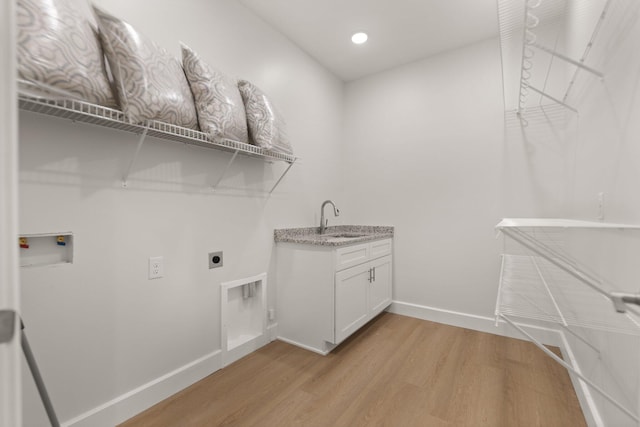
<box><xmin>497</xmin><ymin>0</ymin><xmax>639</xmax><ymax>119</ymax></box>
<box><xmin>497</xmin><ymin>245</ymin><xmax>640</xmax><ymax>423</ymax></box>
<box><xmin>497</xmin><ymin>254</ymin><xmax>640</xmax><ymax>336</ymax></box>
<box><xmin>495</xmin><ymin>218</ymin><xmax>640</xmax><ymax>422</ymax></box>
<box><xmin>17</xmin><ymin>82</ymin><xmax>296</xmax><ymax>164</ymax></box>
<box><xmin>497</xmin><ymin>218</ymin><xmax>640</xmax><ymax>229</ymax></box>
<box><xmin>498</xmin><ymin>219</ymin><xmax>640</xmax><ymax>314</ymax></box>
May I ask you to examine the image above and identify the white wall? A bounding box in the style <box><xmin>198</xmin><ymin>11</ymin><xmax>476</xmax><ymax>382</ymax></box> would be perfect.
<box><xmin>342</xmin><ymin>39</ymin><xmax>508</xmax><ymax>318</ymax></box>
<box><xmin>18</xmin><ymin>0</ymin><xmax>345</xmax><ymax>425</ymax></box>
<box><xmin>341</xmin><ymin>35</ymin><xmax>566</xmax><ymax>323</ymax></box>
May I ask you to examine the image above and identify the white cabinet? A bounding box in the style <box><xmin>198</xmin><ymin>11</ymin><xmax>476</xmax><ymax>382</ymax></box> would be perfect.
<box><xmin>334</xmin><ymin>254</ymin><xmax>392</xmax><ymax>344</ymax></box>
<box><xmin>276</xmin><ymin>238</ymin><xmax>393</xmax><ymax>354</ymax></box>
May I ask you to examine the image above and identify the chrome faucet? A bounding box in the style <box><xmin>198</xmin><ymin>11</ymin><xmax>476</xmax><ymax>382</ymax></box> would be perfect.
<box><xmin>320</xmin><ymin>200</ymin><xmax>340</xmax><ymax>234</ymax></box>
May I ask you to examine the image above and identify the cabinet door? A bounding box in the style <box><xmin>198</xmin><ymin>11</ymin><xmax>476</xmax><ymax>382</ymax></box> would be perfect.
<box><xmin>369</xmin><ymin>255</ymin><xmax>392</xmax><ymax>315</ymax></box>
<box><xmin>334</xmin><ymin>262</ymin><xmax>370</xmax><ymax>344</ymax></box>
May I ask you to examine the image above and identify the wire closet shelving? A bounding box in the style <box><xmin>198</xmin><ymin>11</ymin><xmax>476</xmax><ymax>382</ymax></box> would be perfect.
<box><xmin>18</xmin><ymin>80</ymin><xmax>297</xmax><ymax>193</ymax></box>
<box><xmin>497</xmin><ymin>0</ymin><xmax>638</xmax><ymax>128</ymax></box>
<box><xmin>495</xmin><ymin>218</ymin><xmax>640</xmax><ymax>424</ymax></box>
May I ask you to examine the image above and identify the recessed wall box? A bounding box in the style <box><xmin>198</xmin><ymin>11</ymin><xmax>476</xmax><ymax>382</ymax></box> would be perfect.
<box><xmin>209</xmin><ymin>251</ymin><xmax>223</xmax><ymax>269</ymax></box>
<box><xmin>19</xmin><ymin>232</ymin><xmax>73</xmax><ymax>268</ymax></box>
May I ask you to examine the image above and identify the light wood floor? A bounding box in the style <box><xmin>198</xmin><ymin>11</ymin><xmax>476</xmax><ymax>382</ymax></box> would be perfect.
<box><xmin>120</xmin><ymin>313</ymin><xmax>586</xmax><ymax>427</ymax></box>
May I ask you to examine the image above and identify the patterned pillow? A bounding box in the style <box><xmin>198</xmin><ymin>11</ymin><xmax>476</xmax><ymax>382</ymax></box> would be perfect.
<box><xmin>237</xmin><ymin>80</ymin><xmax>293</xmax><ymax>155</ymax></box>
<box><xmin>93</xmin><ymin>6</ymin><xmax>198</xmax><ymax>129</ymax></box>
<box><xmin>17</xmin><ymin>0</ymin><xmax>117</xmax><ymax>107</ymax></box>
<box><xmin>181</xmin><ymin>44</ymin><xmax>248</xmax><ymax>143</ymax></box>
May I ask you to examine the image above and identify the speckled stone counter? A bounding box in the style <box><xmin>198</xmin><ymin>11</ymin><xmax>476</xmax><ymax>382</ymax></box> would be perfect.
<box><xmin>274</xmin><ymin>225</ymin><xmax>394</xmax><ymax>247</ymax></box>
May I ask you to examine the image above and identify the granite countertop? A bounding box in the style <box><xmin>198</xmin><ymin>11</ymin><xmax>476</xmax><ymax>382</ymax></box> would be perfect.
<box><xmin>274</xmin><ymin>225</ymin><xmax>394</xmax><ymax>247</ymax></box>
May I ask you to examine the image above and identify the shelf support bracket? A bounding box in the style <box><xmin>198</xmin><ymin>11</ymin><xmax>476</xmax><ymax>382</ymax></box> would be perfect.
<box><xmin>527</xmin><ymin>85</ymin><xmax>578</xmax><ymax>113</ymax></box>
<box><xmin>211</xmin><ymin>149</ymin><xmax>239</xmax><ymax>191</ymax></box>
<box><xmin>533</xmin><ymin>43</ymin><xmax>604</xmax><ymax>79</ymax></box>
<box><xmin>269</xmin><ymin>160</ymin><xmax>295</xmax><ymax>194</ymax></box>
<box><xmin>122</xmin><ymin>124</ymin><xmax>150</xmax><ymax>188</ymax></box>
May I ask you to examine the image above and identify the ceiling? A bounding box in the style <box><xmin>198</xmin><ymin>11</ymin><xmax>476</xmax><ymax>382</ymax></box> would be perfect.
<box><xmin>240</xmin><ymin>0</ymin><xmax>499</xmax><ymax>81</ymax></box>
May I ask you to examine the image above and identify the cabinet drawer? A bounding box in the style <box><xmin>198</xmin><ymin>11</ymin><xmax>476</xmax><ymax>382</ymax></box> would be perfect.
<box><xmin>335</xmin><ymin>243</ymin><xmax>369</xmax><ymax>271</ymax></box>
<box><xmin>370</xmin><ymin>239</ymin><xmax>392</xmax><ymax>259</ymax></box>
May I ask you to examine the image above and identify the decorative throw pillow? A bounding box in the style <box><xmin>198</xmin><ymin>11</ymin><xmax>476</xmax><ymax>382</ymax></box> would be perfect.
<box><xmin>181</xmin><ymin>44</ymin><xmax>248</xmax><ymax>143</ymax></box>
<box><xmin>237</xmin><ymin>80</ymin><xmax>293</xmax><ymax>155</ymax></box>
<box><xmin>17</xmin><ymin>0</ymin><xmax>117</xmax><ymax>107</ymax></box>
<box><xmin>93</xmin><ymin>6</ymin><xmax>198</xmax><ymax>129</ymax></box>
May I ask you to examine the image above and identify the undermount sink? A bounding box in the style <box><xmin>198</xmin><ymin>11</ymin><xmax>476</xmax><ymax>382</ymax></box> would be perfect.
<box><xmin>318</xmin><ymin>232</ymin><xmax>368</xmax><ymax>239</ymax></box>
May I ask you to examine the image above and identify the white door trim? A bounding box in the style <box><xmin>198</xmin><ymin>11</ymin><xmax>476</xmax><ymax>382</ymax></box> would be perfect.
<box><xmin>0</xmin><ymin>0</ymin><xmax>21</xmax><ymax>425</ymax></box>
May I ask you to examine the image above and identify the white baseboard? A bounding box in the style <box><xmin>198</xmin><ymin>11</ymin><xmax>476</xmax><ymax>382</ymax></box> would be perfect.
<box><xmin>64</xmin><ymin>325</ymin><xmax>278</xmax><ymax>427</ymax></box>
<box><xmin>387</xmin><ymin>301</ymin><xmax>562</xmax><ymax>346</ymax></box>
<box><xmin>61</xmin><ymin>303</ymin><xmax>596</xmax><ymax>427</ymax></box>
<box><xmin>63</xmin><ymin>350</ymin><xmax>222</xmax><ymax>427</ymax></box>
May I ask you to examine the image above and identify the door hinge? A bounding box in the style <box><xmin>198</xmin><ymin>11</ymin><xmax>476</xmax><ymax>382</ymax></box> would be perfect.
<box><xmin>0</xmin><ymin>310</ymin><xmax>17</xmax><ymax>344</ymax></box>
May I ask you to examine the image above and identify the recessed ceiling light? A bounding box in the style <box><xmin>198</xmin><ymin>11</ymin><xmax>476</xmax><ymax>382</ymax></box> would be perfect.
<box><xmin>351</xmin><ymin>32</ymin><xmax>368</xmax><ymax>45</ymax></box>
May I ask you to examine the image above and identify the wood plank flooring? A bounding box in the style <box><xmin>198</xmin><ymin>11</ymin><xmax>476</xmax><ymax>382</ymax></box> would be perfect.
<box><xmin>119</xmin><ymin>313</ymin><xmax>586</xmax><ymax>427</ymax></box>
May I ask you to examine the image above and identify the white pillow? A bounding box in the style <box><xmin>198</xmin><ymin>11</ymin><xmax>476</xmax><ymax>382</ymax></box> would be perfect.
<box><xmin>93</xmin><ymin>6</ymin><xmax>198</xmax><ymax>129</ymax></box>
<box><xmin>17</xmin><ymin>0</ymin><xmax>117</xmax><ymax>107</ymax></box>
<box><xmin>237</xmin><ymin>80</ymin><xmax>293</xmax><ymax>155</ymax></box>
<box><xmin>181</xmin><ymin>44</ymin><xmax>249</xmax><ymax>143</ymax></box>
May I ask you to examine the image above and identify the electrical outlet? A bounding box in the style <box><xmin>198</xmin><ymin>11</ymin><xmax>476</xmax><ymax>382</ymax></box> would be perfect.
<box><xmin>208</xmin><ymin>251</ymin><xmax>223</xmax><ymax>269</ymax></box>
<box><xmin>268</xmin><ymin>308</ymin><xmax>276</xmax><ymax>321</ymax></box>
<box><xmin>149</xmin><ymin>256</ymin><xmax>164</xmax><ymax>279</ymax></box>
